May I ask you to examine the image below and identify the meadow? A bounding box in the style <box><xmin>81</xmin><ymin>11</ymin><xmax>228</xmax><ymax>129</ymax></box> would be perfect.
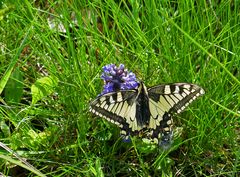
<box><xmin>0</xmin><ymin>1</ymin><xmax>239</xmax><ymax>176</ymax></box>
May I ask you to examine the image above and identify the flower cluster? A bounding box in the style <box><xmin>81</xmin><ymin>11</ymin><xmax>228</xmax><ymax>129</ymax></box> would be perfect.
<box><xmin>100</xmin><ymin>64</ymin><xmax>139</xmax><ymax>95</ymax></box>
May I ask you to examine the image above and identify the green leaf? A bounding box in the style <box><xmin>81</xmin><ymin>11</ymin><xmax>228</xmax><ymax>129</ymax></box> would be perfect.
<box><xmin>31</xmin><ymin>76</ymin><xmax>58</xmax><ymax>105</ymax></box>
<box><xmin>0</xmin><ymin>5</ymin><xmax>15</xmax><ymax>21</ymax></box>
<box><xmin>0</xmin><ymin>26</ymin><xmax>29</xmax><ymax>95</ymax></box>
<box><xmin>0</xmin><ymin>120</ymin><xmax>10</xmax><ymax>137</ymax></box>
<box><xmin>4</xmin><ymin>67</ymin><xmax>24</xmax><ymax>104</ymax></box>
<box><xmin>0</xmin><ymin>154</ymin><xmax>46</xmax><ymax>177</ymax></box>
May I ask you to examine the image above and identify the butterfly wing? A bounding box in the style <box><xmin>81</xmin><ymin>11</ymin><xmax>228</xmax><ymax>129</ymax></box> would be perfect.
<box><xmin>90</xmin><ymin>82</ymin><xmax>205</xmax><ymax>146</ymax></box>
<box><xmin>145</xmin><ymin>83</ymin><xmax>205</xmax><ymax>145</ymax></box>
<box><xmin>89</xmin><ymin>90</ymin><xmax>142</xmax><ymax>139</ymax></box>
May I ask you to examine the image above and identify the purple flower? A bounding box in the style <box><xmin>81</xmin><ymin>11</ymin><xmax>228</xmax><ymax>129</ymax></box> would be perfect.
<box><xmin>100</xmin><ymin>64</ymin><xmax>139</xmax><ymax>95</ymax></box>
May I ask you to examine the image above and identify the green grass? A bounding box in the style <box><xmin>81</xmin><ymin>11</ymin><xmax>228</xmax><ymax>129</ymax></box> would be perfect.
<box><xmin>0</xmin><ymin>0</ymin><xmax>239</xmax><ymax>176</ymax></box>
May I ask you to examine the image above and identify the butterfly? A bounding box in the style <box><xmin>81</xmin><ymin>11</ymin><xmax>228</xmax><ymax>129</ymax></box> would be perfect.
<box><xmin>89</xmin><ymin>82</ymin><xmax>205</xmax><ymax>146</ymax></box>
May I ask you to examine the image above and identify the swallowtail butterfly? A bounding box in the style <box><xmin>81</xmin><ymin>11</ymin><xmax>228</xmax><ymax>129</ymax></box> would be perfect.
<box><xmin>90</xmin><ymin>81</ymin><xmax>205</xmax><ymax>146</ymax></box>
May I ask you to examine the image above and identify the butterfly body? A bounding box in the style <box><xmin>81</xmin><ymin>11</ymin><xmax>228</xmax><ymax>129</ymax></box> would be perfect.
<box><xmin>90</xmin><ymin>82</ymin><xmax>205</xmax><ymax>145</ymax></box>
<box><xmin>135</xmin><ymin>82</ymin><xmax>150</xmax><ymax>127</ymax></box>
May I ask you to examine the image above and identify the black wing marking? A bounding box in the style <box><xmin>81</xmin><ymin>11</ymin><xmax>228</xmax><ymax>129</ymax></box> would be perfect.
<box><xmin>146</xmin><ymin>83</ymin><xmax>205</xmax><ymax>144</ymax></box>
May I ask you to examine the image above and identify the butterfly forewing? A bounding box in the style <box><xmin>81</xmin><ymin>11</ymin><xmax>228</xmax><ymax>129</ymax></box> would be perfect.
<box><xmin>148</xmin><ymin>83</ymin><xmax>205</xmax><ymax>114</ymax></box>
<box><xmin>90</xmin><ymin>90</ymin><xmax>140</xmax><ymax>137</ymax></box>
